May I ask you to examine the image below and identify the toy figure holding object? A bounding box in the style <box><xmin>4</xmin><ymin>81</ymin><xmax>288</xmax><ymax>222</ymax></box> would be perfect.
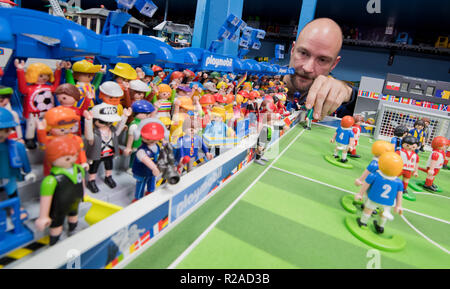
<box><xmin>35</xmin><ymin>136</ymin><xmax>85</xmax><ymax>246</ymax></box>
<box><xmin>396</xmin><ymin>136</ymin><xmax>419</xmax><ymax>200</ymax></box>
<box><xmin>14</xmin><ymin>59</ymin><xmax>63</xmax><ymax>149</ymax></box>
<box><xmin>0</xmin><ymin>107</ymin><xmax>36</xmax><ymax>221</ymax></box>
<box><xmin>330</xmin><ymin>116</ymin><xmax>355</xmax><ymax>163</ymax></box>
<box><xmin>422</xmin><ymin>136</ymin><xmax>447</xmax><ymax>192</ymax></box>
<box><xmin>354</xmin><ymin>152</ymin><xmax>404</xmax><ymax>234</ymax></box>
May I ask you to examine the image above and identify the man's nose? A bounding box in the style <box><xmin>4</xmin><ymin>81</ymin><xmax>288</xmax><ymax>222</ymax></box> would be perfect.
<box><xmin>302</xmin><ymin>57</ymin><xmax>315</xmax><ymax>74</ymax></box>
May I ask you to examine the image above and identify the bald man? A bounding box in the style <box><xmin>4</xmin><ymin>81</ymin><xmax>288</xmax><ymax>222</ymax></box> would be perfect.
<box><xmin>284</xmin><ymin>18</ymin><xmax>356</xmax><ymax>120</ymax></box>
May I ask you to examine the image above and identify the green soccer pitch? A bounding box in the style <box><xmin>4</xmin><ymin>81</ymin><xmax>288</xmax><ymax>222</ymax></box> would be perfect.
<box><xmin>125</xmin><ymin>124</ymin><xmax>450</xmax><ymax>269</ymax></box>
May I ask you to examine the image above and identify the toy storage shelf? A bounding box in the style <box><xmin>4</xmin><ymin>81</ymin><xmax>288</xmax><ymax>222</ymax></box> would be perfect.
<box><xmin>343</xmin><ymin>39</ymin><xmax>450</xmax><ymax>61</ymax></box>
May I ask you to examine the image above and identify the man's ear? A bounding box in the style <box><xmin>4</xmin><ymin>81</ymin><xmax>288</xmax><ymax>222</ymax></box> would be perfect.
<box><xmin>330</xmin><ymin>55</ymin><xmax>341</xmax><ymax>73</ymax></box>
<box><xmin>290</xmin><ymin>41</ymin><xmax>296</xmax><ymax>57</ymax></box>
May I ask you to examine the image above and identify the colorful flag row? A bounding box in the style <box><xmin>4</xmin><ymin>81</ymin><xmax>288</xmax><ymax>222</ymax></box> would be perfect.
<box><xmin>358</xmin><ymin>90</ymin><xmax>448</xmax><ymax>112</ymax></box>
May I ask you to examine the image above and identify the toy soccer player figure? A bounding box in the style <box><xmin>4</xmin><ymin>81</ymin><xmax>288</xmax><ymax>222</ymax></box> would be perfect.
<box><xmin>355</xmin><ymin>140</ymin><xmax>394</xmax><ymax>186</ymax></box>
<box><xmin>84</xmin><ymin>103</ymin><xmax>131</xmax><ymax>193</ymax></box>
<box><xmin>391</xmin><ymin>125</ymin><xmax>408</xmax><ymax>152</ymax></box>
<box><xmin>396</xmin><ymin>136</ymin><xmax>419</xmax><ymax>198</ymax></box>
<box><xmin>65</xmin><ymin>59</ymin><xmax>105</xmax><ymax>110</ymax></box>
<box><xmin>14</xmin><ymin>59</ymin><xmax>63</xmax><ymax>149</ymax></box>
<box><xmin>443</xmin><ymin>141</ymin><xmax>450</xmax><ymax>170</ymax></box>
<box><xmin>330</xmin><ymin>116</ymin><xmax>355</xmax><ymax>163</ymax></box>
<box><xmin>348</xmin><ymin>114</ymin><xmax>364</xmax><ymax>158</ymax></box>
<box><xmin>255</xmin><ymin>102</ymin><xmax>276</xmax><ymax>166</ymax></box>
<box><xmin>0</xmin><ymin>107</ymin><xmax>36</xmax><ymax>220</ymax></box>
<box><xmin>35</xmin><ymin>136</ymin><xmax>85</xmax><ymax>246</ymax></box>
<box><xmin>354</xmin><ymin>152</ymin><xmax>404</xmax><ymax>234</ymax></box>
<box><xmin>421</xmin><ymin>117</ymin><xmax>431</xmax><ymax>152</ymax></box>
<box><xmin>131</xmin><ymin>122</ymin><xmax>165</xmax><ymax>202</ymax></box>
<box><xmin>422</xmin><ymin>136</ymin><xmax>447</xmax><ymax>192</ymax></box>
<box><xmin>409</xmin><ymin>119</ymin><xmax>426</xmax><ymax>153</ymax></box>
<box><xmin>177</xmin><ymin>116</ymin><xmax>213</xmax><ymax>172</ymax></box>
<box><xmin>0</xmin><ymin>85</ymin><xmax>23</xmax><ymax>142</ymax></box>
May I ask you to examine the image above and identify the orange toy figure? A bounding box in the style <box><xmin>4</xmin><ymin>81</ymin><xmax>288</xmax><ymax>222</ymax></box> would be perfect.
<box><xmin>98</xmin><ymin>81</ymin><xmax>125</xmax><ymax>120</ymax></box>
<box><xmin>348</xmin><ymin>114</ymin><xmax>364</xmax><ymax>158</ymax></box>
<box><xmin>330</xmin><ymin>116</ymin><xmax>355</xmax><ymax>163</ymax></box>
<box><xmin>152</xmin><ymin>65</ymin><xmax>166</xmax><ymax>85</ymax></box>
<box><xmin>36</xmin><ymin>106</ymin><xmax>88</xmax><ymax>176</ymax></box>
<box><xmin>54</xmin><ymin>83</ymin><xmax>86</xmax><ymax>136</ymax></box>
<box><xmin>199</xmin><ymin>93</ymin><xmax>216</xmax><ymax>128</ymax></box>
<box><xmin>170</xmin><ymin>71</ymin><xmax>184</xmax><ymax>85</ymax></box>
<box><xmin>422</xmin><ymin>136</ymin><xmax>448</xmax><ymax>192</ymax></box>
<box><xmin>35</xmin><ymin>135</ymin><xmax>85</xmax><ymax>246</ymax></box>
<box><xmin>109</xmin><ymin>62</ymin><xmax>138</xmax><ymax>108</ymax></box>
<box><xmin>14</xmin><ymin>59</ymin><xmax>63</xmax><ymax>149</ymax></box>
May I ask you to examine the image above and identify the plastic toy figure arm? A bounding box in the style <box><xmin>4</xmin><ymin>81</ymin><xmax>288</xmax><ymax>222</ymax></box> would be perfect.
<box><xmin>83</xmin><ymin>110</ymin><xmax>94</xmax><ymax>145</ymax></box>
<box><xmin>65</xmin><ymin>69</ymin><xmax>75</xmax><ymax>85</ymax></box>
<box><xmin>124</xmin><ymin>125</ymin><xmax>136</xmax><ymax>156</ymax></box>
<box><xmin>35</xmin><ymin>175</ymin><xmax>57</xmax><ymax>231</ymax></box>
<box><xmin>15</xmin><ymin>68</ymin><xmax>29</xmax><ymax>95</ymax></box>
<box><xmin>51</xmin><ymin>66</ymin><xmax>63</xmax><ymax>90</ymax></box>
<box><xmin>92</xmin><ymin>72</ymin><xmax>104</xmax><ymax>90</ymax></box>
<box><xmin>355</xmin><ymin>169</ymin><xmax>370</xmax><ymax>186</ymax></box>
<box><xmin>394</xmin><ymin>189</ymin><xmax>403</xmax><ymax>215</ymax></box>
<box><xmin>330</xmin><ymin>132</ymin><xmax>337</xmax><ymax>143</ymax></box>
<box><xmin>115</xmin><ymin>108</ymin><xmax>132</xmax><ymax>136</ymax></box>
<box><xmin>355</xmin><ymin>181</ymin><xmax>370</xmax><ymax>201</ymax></box>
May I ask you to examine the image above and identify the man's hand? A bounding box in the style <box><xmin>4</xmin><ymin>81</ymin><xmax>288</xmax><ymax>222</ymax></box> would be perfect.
<box><xmin>305</xmin><ymin>75</ymin><xmax>353</xmax><ymax>120</ymax></box>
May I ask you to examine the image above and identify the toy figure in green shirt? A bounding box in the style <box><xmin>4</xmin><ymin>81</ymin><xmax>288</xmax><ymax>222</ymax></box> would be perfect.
<box><xmin>35</xmin><ymin>136</ymin><xmax>85</xmax><ymax>246</ymax></box>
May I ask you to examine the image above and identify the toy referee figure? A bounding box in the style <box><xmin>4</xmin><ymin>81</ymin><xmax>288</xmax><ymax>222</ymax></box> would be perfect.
<box><xmin>84</xmin><ymin>103</ymin><xmax>131</xmax><ymax>193</ymax></box>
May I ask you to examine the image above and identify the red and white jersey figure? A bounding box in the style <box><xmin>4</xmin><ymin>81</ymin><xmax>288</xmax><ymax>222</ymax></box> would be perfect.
<box><xmin>348</xmin><ymin>115</ymin><xmax>364</xmax><ymax>158</ymax></box>
<box><xmin>395</xmin><ymin>135</ymin><xmax>419</xmax><ymax>195</ymax></box>
<box><xmin>423</xmin><ymin>136</ymin><xmax>448</xmax><ymax>192</ymax></box>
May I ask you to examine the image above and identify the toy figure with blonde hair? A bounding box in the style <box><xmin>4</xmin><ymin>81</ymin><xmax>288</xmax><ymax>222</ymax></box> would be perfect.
<box><xmin>154</xmin><ymin>83</ymin><xmax>174</xmax><ymax>119</ymax></box>
<box><xmin>64</xmin><ymin>59</ymin><xmax>106</xmax><ymax>110</ymax></box>
<box><xmin>35</xmin><ymin>135</ymin><xmax>86</xmax><ymax>246</ymax></box>
<box><xmin>14</xmin><ymin>59</ymin><xmax>63</xmax><ymax>149</ymax></box>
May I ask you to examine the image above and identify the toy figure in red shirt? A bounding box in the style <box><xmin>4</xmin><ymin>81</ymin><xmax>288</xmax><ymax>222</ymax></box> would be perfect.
<box><xmin>422</xmin><ymin>136</ymin><xmax>448</xmax><ymax>192</ymax></box>
<box><xmin>348</xmin><ymin>114</ymin><xmax>364</xmax><ymax>158</ymax></box>
<box><xmin>396</xmin><ymin>136</ymin><xmax>419</xmax><ymax>200</ymax></box>
<box><xmin>14</xmin><ymin>59</ymin><xmax>63</xmax><ymax>149</ymax></box>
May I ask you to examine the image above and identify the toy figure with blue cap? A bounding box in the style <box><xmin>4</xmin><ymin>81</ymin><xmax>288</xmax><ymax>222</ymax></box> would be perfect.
<box><xmin>65</xmin><ymin>59</ymin><xmax>106</xmax><ymax>110</ymax></box>
<box><xmin>136</xmin><ymin>66</ymin><xmax>154</xmax><ymax>85</ymax></box>
<box><xmin>14</xmin><ymin>59</ymin><xmax>63</xmax><ymax>149</ymax></box>
<box><xmin>83</xmin><ymin>102</ymin><xmax>131</xmax><ymax>193</ymax></box>
<box><xmin>0</xmin><ymin>85</ymin><xmax>23</xmax><ymax>142</ymax></box>
<box><xmin>124</xmin><ymin>100</ymin><xmax>156</xmax><ymax>172</ymax></box>
<box><xmin>330</xmin><ymin>116</ymin><xmax>355</xmax><ymax>164</ymax></box>
<box><xmin>0</xmin><ymin>107</ymin><xmax>36</xmax><ymax>221</ymax></box>
<box><xmin>35</xmin><ymin>135</ymin><xmax>85</xmax><ymax>246</ymax></box>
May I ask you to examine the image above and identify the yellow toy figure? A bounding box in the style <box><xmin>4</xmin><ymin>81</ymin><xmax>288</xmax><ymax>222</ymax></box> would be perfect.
<box><xmin>217</xmin><ymin>81</ymin><xmax>228</xmax><ymax>96</ymax></box>
<box><xmin>170</xmin><ymin>96</ymin><xmax>195</xmax><ymax>144</ymax></box>
<box><xmin>65</xmin><ymin>59</ymin><xmax>106</xmax><ymax>110</ymax></box>
<box><xmin>109</xmin><ymin>62</ymin><xmax>138</xmax><ymax>108</ymax></box>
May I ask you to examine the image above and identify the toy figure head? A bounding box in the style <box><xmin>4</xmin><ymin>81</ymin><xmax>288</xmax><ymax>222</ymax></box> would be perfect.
<box><xmin>141</xmin><ymin>122</ymin><xmax>165</xmax><ymax>145</ymax></box>
<box><xmin>371</xmin><ymin>140</ymin><xmax>394</xmax><ymax>157</ymax></box>
<box><xmin>393</xmin><ymin>125</ymin><xmax>408</xmax><ymax>138</ymax></box>
<box><xmin>45</xmin><ymin>106</ymin><xmax>80</xmax><ymax>136</ymax></box>
<box><xmin>109</xmin><ymin>62</ymin><xmax>137</xmax><ymax>82</ymax></box>
<box><xmin>157</xmin><ymin>84</ymin><xmax>172</xmax><ymax>100</ymax></box>
<box><xmin>25</xmin><ymin>63</ymin><xmax>54</xmax><ymax>84</ymax></box>
<box><xmin>0</xmin><ymin>85</ymin><xmax>13</xmax><ymax>108</ymax></box>
<box><xmin>0</xmin><ymin>107</ymin><xmax>17</xmax><ymax>142</ymax></box>
<box><xmin>176</xmin><ymin>86</ymin><xmax>192</xmax><ymax>97</ymax></box>
<box><xmin>177</xmin><ymin>96</ymin><xmax>195</xmax><ymax>112</ymax></box>
<box><xmin>431</xmin><ymin>136</ymin><xmax>448</xmax><ymax>150</ymax></box>
<box><xmin>54</xmin><ymin>83</ymin><xmax>81</xmax><ymax>107</ymax></box>
<box><xmin>217</xmin><ymin>81</ymin><xmax>228</xmax><ymax>93</ymax></box>
<box><xmin>183</xmin><ymin>69</ymin><xmax>195</xmax><ymax>81</ymax></box>
<box><xmin>341</xmin><ymin>116</ymin><xmax>354</xmax><ymax>128</ymax></box>
<box><xmin>99</xmin><ymin>81</ymin><xmax>124</xmax><ymax>106</ymax></box>
<box><xmin>243</xmin><ymin>82</ymin><xmax>252</xmax><ymax>91</ymax></box>
<box><xmin>140</xmin><ymin>66</ymin><xmax>154</xmax><ymax>83</ymax></box>
<box><xmin>353</xmin><ymin>114</ymin><xmax>364</xmax><ymax>124</ymax></box>
<box><xmin>414</xmin><ymin>120</ymin><xmax>425</xmax><ymax>130</ymax></box>
<box><xmin>152</xmin><ymin>65</ymin><xmax>165</xmax><ymax>79</ymax></box>
<box><xmin>170</xmin><ymin>71</ymin><xmax>184</xmax><ymax>84</ymax></box>
<box><xmin>132</xmin><ymin>100</ymin><xmax>155</xmax><ymax>120</ymax></box>
<box><xmin>182</xmin><ymin>115</ymin><xmax>201</xmax><ymax>136</ymax></box>
<box><xmin>200</xmin><ymin>94</ymin><xmax>216</xmax><ymax>109</ymax></box>
<box><xmin>91</xmin><ymin>103</ymin><xmax>122</xmax><ymax>127</ymax></box>
<box><xmin>72</xmin><ymin>60</ymin><xmax>101</xmax><ymax>82</ymax></box>
<box><xmin>402</xmin><ymin>136</ymin><xmax>418</xmax><ymax>151</ymax></box>
<box><xmin>421</xmin><ymin>117</ymin><xmax>430</xmax><ymax>127</ymax></box>
<box><xmin>45</xmin><ymin>135</ymin><xmax>80</xmax><ymax>169</ymax></box>
<box><xmin>211</xmin><ymin>106</ymin><xmax>226</xmax><ymax>122</ymax></box>
<box><xmin>378</xmin><ymin>152</ymin><xmax>403</xmax><ymax>177</ymax></box>
<box><xmin>129</xmin><ymin>79</ymin><xmax>151</xmax><ymax>102</ymax></box>
<box><xmin>190</xmin><ymin>82</ymin><xmax>204</xmax><ymax>97</ymax></box>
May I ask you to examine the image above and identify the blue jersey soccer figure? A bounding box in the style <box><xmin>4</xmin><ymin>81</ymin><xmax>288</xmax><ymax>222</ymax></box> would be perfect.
<box><xmin>409</xmin><ymin>120</ymin><xmax>426</xmax><ymax>153</ymax></box>
<box><xmin>391</xmin><ymin>125</ymin><xmax>408</xmax><ymax>152</ymax></box>
<box><xmin>355</xmin><ymin>152</ymin><xmax>404</xmax><ymax>234</ymax></box>
<box><xmin>330</xmin><ymin>116</ymin><xmax>355</xmax><ymax>163</ymax></box>
<box><xmin>355</xmin><ymin>140</ymin><xmax>394</xmax><ymax>187</ymax></box>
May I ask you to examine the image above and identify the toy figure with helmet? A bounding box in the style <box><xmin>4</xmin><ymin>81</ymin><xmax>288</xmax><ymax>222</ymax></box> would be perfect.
<box><xmin>14</xmin><ymin>59</ymin><xmax>63</xmax><ymax>149</ymax></box>
<box><xmin>98</xmin><ymin>81</ymin><xmax>125</xmax><ymax>121</ymax></box>
<box><xmin>35</xmin><ymin>135</ymin><xmax>85</xmax><ymax>246</ymax></box>
<box><xmin>129</xmin><ymin>79</ymin><xmax>151</xmax><ymax>104</ymax></box>
<box><xmin>53</xmin><ymin>83</ymin><xmax>86</xmax><ymax>135</ymax></box>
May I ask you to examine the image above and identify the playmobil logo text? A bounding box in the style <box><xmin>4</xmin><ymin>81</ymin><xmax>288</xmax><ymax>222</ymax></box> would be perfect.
<box><xmin>205</xmin><ymin>55</ymin><xmax>233</xmax><ymax>69</ymax></box>
<box><xmin>175</xmin><ymin>168</ymin><xmax>222</xmax><ymax>218</ymax></box>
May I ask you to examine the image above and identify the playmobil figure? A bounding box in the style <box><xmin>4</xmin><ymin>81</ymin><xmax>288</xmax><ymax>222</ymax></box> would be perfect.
<box><xmin>409</xmin><ymin>120</ymin><xmax>426</xmax><ymax>153</ymax></box>
<box><xmin>421</xmin><ymin>117</ymin><xmax>431</xmax><ymax>152</ymax></box>
<box><xmin>0</xmin><ymin>85</ymin><xmax>23</xmax><ymax>142</ymax></box>
<box><xmin>422</xmin><ymin>136</ymin><xmax>448</xmax><ymax>192</ymax></box>
<box><xmin>154</xmin><ymin>84</ymin><xmax>174</xmax><ymax>119</ymax></box>
<box><xmin>177</xmin><ymin>116</ymin><xmax>213</xmax><ymax>172</ymax></box>
<box><xmin>170</xmin><ymin>96</ymin><xmax>196</xmax><ymax>143</ymax></box>
<box><xmin>35</xmin><ymin>136</ymin><xmax>85</xmax><ymax>246</ymax></box>
<box><xmin>203</xmin><ymin>81</ymin><xmax>219</xmax><ymax>94</ymax></box>
<box><xmin>255</xmin><ymin>103</ymin><xmax>276</xmax><ymax>166</ymax></box>
<box><xmin>84</xmin><ymin>103</ymin><xmax>131</xmax><ymax>193</ymax></box>
<box><xmin>355</xmin><ymin>140</ymin><xmax>394</xmax><ymax>186</ymax></box>
<box><xmin>14</xmin><ymin>59</ymin><xmax>63</xmax><ymax>149</ymax></box>
<box><xmin>151</xmin><ymin>65</ymin><xmax>166</xmax><ymax>85</ymax></box>
<box><xmin>65</xmin><ymin>59</ymin><xmax>105</xmax><ymax>110</ymax></box>
<box><xmin>36</xmin><ymin>106</ymin><xmax>88</xmax><ymax>176</ymax></box>
<box><xmin>391</xmin><ymin>125</ymin><xmax>408</xmax><ymax>152</ymax></box>
<box><xmin>136</xmin><ymin>66</ymin><xmax>154</xmax><ymax>84</ymax></box>
<box><xmin>54</xmin><ymin>83</ymin><xmax>86</xmax><ymax>135</ymax></box>
<box><xmin>396</xmin><ymin>136</ymin><xmax>419</xmax><ymax>196</ymax></box>
<box><xmin>129</xmin><ymin>79</ymin><xmax>151</xmax><ymax>104</ymax></box>
<box><xmin>0</xmin><ymin>107</ymin><xmax>36</xmax><ymax>220</ymax></box>
<box><xmin>109</xmin><ymin>62</ymin><xmax>138</xmax><ymax>108</ymax></box>
<box><xmin>301</xmin><ymin>104</ymin><xmax>314</xmax><ymax>130</ymax></box>
<box><xmin>124</xmin><ymin>100</ymin><xmax>156</xmax><ymax>171</ymax></box>
<box><xmin>98</xmin><ymin>81</ymin><xmax>125</xmax><ymax>119</ymax></box>
<box><xmin>204</xmin><ymin>106</ymin><xmax>236</xmax><ymax>156</ymax></box>
<box><xmin>354</xmin><ymin>152</ymin><xmax>404</xmax><ymax>234</ymax></box>
<box><xmin>443</xmin><ymin>142</ymin><xmax>450</xmax><ymax>170</ymax></box>
<box><xmin>348</xmin><ymin>114</ymin><xmax>364</xmax><ymax>158</ymax></box>
<box><xmin>199</xmin><ymin>93</ymin><xmax>216</xmax><ymax>128</ymax></box>
<box><xmin>330</xmin><ymin>116</ymin><xmax>355</xmax><ymax>163</ymax></box>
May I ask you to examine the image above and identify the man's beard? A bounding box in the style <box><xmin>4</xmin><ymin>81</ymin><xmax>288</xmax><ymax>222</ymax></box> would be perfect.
<box><xmin>291</xmin><ymin>72</ymin><xmax>314</xmax><ymax>93</ymax></box>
